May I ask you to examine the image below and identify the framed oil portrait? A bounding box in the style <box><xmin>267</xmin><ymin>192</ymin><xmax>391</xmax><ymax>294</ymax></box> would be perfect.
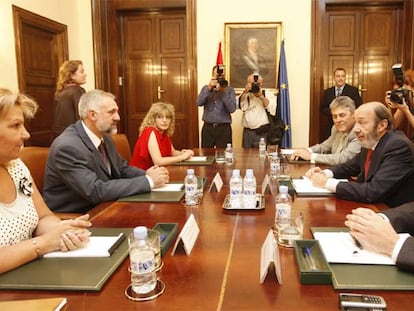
<box><xmin>224</xmin><ymin>22</ymin><xmax>282</xmax><ymax>93</ymax></box>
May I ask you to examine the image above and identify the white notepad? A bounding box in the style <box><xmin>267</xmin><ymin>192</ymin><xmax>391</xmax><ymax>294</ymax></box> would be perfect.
<box><xmin>152</xmin><ymin>183</ymin><xmax>184</xmax><ymax>192</ymax></box>
<box><xmin>43</xmin><ymin>233</ymin><xmax>125</xmax><ymax>258</ymax></box>
<box><xmin>313</xmin><ymin>231</ymin><xmax>401</xmax><ymax>265</ymax></box>
<box><xmin>187</xmin><ymin>156</ymin><xmax>207</xmax><ymax>161</ymax></box>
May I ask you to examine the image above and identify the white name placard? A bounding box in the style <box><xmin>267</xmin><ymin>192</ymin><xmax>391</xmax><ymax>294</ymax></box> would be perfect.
<box><xmin>209</xmin><ymin>172</ymin><xmax>223</xmax><ymax>192</ymax></box>
<box><xmin>260</xmin><ymin>229</ymin><xmax>282</xmax><ymax>284</ymax></box>
<box><xmin>171</xmin><ymin>214</ymin><xmax>200</xmax><ymax>256</ymax></box>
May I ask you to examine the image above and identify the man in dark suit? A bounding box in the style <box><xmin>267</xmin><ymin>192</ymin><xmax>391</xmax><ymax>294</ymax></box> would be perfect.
<box><xmin>345</xmin><ymin>204</ymin><xmax>414</xmax><ymax>272</ymax></box>
<box><xmin>43</xmin><ymin>90</ymin><xmax>169</xmax><ymax>213</ymax></box>
<box><xmin>321</xmin><ymin>67</ymin><xmax>362</xmax><ymax>138</ymax></box>
<box><xmin>307</xmin><ymin>101</ymin><xmax>414</xmax><ymax>208</ymax></box>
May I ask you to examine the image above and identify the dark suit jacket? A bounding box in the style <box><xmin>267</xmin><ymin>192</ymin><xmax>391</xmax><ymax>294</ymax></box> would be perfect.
<box><xmin>44</xmin><ymin>121</ymin><xmax>151</xmax><ymax>213</ymax></box>
<box><xmin>321</xmin><ymin>84</ymin><xmax>362</xmax><ymax>136</ymax></box>
<box><xmin>382</xmin><ymin>202</ymin><xmax>414</xmax><ymax>272</ymax></box>
<box><xmin>330</xmin><ymin>131</ymin><xmax>414</xmax><ymax>207</ymax></box>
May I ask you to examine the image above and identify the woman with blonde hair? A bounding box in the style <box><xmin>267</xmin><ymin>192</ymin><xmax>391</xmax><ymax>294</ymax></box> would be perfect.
<box><xmin>52</xmin><ymin>60</ymin><xmax>86</xmax><ymax>137</ymax></box>
<box><xmin>130</xmin><ymin>102</ymin><xmax>194</xmax><ymax>169</ymax></box>
<box><xmin>0</xmin><ymin>88</ymin><xmax>91</xmax><ymax>274</ymax></box>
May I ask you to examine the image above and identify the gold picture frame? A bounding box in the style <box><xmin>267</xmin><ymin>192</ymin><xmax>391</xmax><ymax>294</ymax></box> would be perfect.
<box><xmin>224</xmin><ymin>22</ymin><xmax>282</xmax><ymax>93</ymax></box>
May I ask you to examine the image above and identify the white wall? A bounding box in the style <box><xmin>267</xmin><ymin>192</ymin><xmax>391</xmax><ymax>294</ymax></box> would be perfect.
<box><xmin>196</xmin><ymin>0</ymin><xmax>311</xmax><ymax>148</ymax></box>
<box><xmin>0</xmin><ymin>0</ymin><xmax>311</xmax><ymax>148</ymax></box>
<box><xmin>0</xmin><ymin>0</ymin><xmax>95</xmax><ymax>91</ymax></box>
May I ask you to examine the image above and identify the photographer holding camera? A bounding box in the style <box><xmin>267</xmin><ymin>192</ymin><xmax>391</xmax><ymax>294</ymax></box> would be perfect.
<box><xmin>197</xmin><ymin>65</ymin><xmax>236</xmax><ymax>148</ymax></box>
<box><xmin>238</xmin><ymin>73</ymin><xmax>276</xmax><ymax>148</ymax></box>
<box><xmin>385</xmin><ymin>66</ymin><xmax>414</xmax><ymax>131</ymax></box>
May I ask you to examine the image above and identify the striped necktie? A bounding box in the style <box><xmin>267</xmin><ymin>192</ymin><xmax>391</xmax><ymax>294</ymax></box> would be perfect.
<box><xmin>336</xmin><ymin>87</ymin><xmax>342</xmax><ymax>97</ymax></box>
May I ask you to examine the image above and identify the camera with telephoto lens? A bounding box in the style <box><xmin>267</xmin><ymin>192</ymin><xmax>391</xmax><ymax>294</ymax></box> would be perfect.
<box><xmin>216</xmin><ymin>65</ymin><xmax>228</xmax><ymax>88</ymax></box>
<box><xmin>249</xmin><ymin>73</ymin><xmax>260</xmax><ymax>93</ymax></box>
<box><xmin>390</xmin><ymin>63</ymin><xmax>412</xmax><ymax>105</ymax></box>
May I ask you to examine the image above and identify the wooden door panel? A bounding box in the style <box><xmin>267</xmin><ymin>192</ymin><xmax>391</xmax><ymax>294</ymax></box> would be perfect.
<box><xmin>125</xmin><ymin>58</ymin><xmax>157</xmax><ymax>142</ymax></box>
<box><xmin>362</xmin><ymin>56</ymin><xmax>390</xmax><ymax>103</ymax></box>
<box><xmin>160</xmin><ymin>57</ymin><xmax>186</xmax><ymax>107</ymax></box>
<box><xmin>363</xmin><ymin>12</ymin><xmax>393</xmax><ymax>52</ymax></box>
<box><xmin>125</xmin><ymin>18</ymin><xmax>153</xmax><ymax>55</ymax></box>
<box><xmin>329</xmin><ymin>14</ymin><xmax>356</xmax><ymax>51</ymax></box>
<box><xmin>159</xmin><ymin>18</ymin><xmax>185</xmax><ymax>53</ymax></box>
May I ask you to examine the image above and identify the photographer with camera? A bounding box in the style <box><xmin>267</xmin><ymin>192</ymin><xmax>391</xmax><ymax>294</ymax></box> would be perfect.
<box><xmin>238</xmin><ymin>73</ymin><xmax>276</xmax><ymax>148</ymax></box>
<box><xmin>197</xmin><ymin>65</ymin><xmax>236</xmax><ymax>148</ymax></box>
<box><xmin>385</xmin><ymin>66</ymin><xmax>414</xmax><ymax>131</ymax></box>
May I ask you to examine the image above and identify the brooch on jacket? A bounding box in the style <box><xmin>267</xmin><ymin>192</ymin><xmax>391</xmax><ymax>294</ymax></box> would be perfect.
<box><xmin>19</xmin><ymin>177</ymin><xmax>33</xmax><ymax>197</ymax></box>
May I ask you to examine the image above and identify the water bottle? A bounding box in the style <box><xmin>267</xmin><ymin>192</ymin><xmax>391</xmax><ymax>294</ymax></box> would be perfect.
<box><xmin>259</xmin><ymin>137</ymin><xmax>266</xmax><ymax>158</ymax></box>
<box><xmin>229</xmin><ymin>169</ymin><xmax>243</xmax><ymax>209</ymax></box>
<box><xmin>275</xmin><ymin>185</ymin><xmax>292</xmax><ymax>227</ymax></box>
<box><xmin>270</xmin><ymin>152</ymin><xmax>280</xmax><ymax>179</ymax></box>
<box><xmin>129</xmin><ymin>226</ymin><xmax>157</xmax><ymax>294</ymax></box>
<box><xmin>243</xmin><ymin>169</ymin><xmax>257</xmax><ymax>209</ymax></box>
<box><xmin>225</xmin><ymin>143</ymin><xmax>233</xmax><ymax>165</ymax></box>
<box><xmin>184</xmin><ymin>169</ymin><xmax>198</xmax><ymax>205</ymax></box>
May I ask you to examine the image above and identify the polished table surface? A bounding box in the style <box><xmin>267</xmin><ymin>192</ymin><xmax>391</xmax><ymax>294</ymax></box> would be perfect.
<box><xmin>1</xmin><ymin>148</ymin><xmax>413</xmax><ymax>310</ymax></box>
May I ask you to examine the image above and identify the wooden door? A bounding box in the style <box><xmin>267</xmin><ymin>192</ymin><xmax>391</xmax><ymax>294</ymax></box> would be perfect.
<box><xmin>119</xmin><ymin>10</ymin><xmax>189</xmax><ymax>150</ymax></box>
<box><xmin>13</xmin><ymin>5</ymin><xmax>68</xmax><ymax>146</ymax></box>
<box><xmin>311</xmin><ymin>1</ymin><xmax>404</xmax><ymax>144</ymax></box>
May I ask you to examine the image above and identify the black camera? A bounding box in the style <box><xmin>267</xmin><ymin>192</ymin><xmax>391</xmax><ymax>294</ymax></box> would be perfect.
<box><xmin>390</xmin><ymin>63</ymin><xmax>411</xmax><ymax>104</ymax></box>
<box><xmin>249</xmin><ymin>73</ymin><xmax>260</xmax><ymax>93</ymax></box>
<box><xmin>216</xmin><ymin>65</ymin><xmax>228</xmax><ymax>88</ymax></box>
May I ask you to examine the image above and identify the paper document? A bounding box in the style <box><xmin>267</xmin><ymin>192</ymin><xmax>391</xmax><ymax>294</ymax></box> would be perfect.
<box><xmin>313</xmin><ymin>231</ymin><xmax>402</xmax><ymax>265</ymax></box>
<box><xmin>152</xmin><ymin>183</ymin><xmax>184</xmax><ymax>192</ymax></box>
<box><xmin>280</xmin><ymin>149</ymin><xmax>295</xmax><ymax>155</ymax></box>
<box><xmin>292</xmin><ymin>178</ymin><xmax>334</xmax><ymax>196</ymax></box>
<box><xmin>44</xmin><ymin>233</ymin><xmax>125</xmax><ymax>258</ymax></box>
<box><xmin>187</xmin><ymin>156</ymin><xmax>207</xmax><ymax>162</ymax></box>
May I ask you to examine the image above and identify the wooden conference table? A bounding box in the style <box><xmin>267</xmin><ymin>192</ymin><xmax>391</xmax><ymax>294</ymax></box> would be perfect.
<box><xmin>1</xmin><ymin>148</ymin><xmax>413</xmax><ymax>310</ymax></box>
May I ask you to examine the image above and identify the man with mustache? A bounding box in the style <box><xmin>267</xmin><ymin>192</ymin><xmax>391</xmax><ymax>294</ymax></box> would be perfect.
<box><xmin>44</xmin><ymin>90</ymin><xmax>169</xmax><ymax>213</ymax></box>
<box><xmin>307</xmin><ymin>101</ymin><xmax>414</xmax><ymax>207</ymax></box>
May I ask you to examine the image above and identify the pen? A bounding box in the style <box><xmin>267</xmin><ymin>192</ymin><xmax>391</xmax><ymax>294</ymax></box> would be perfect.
<box><xmin>352</xmin><ymin>236</ymin><xmax>362</xmax><ymax>255</ymax></box>
<box><xmin>160</xmin><ymin>233</ymin><xmax>166</xmax><ymax>243</ymax></box>
<box><xmin>303</xmin><ymin>247</ymin><xmax>318</xmax><ymax>271</ymax></box>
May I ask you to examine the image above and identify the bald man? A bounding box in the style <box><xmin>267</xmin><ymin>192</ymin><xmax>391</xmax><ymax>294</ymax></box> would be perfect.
<box><xmin>306</xmin><ymin>102</ymin><xmax>414</xmax><ymax>207</ymax></box>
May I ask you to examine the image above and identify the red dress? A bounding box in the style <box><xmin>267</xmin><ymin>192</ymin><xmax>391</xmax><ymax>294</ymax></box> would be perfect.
<box><xmin>130</xmin><ymin>127</ymin><xmax>173</xmax><ymax>169</ymax></box>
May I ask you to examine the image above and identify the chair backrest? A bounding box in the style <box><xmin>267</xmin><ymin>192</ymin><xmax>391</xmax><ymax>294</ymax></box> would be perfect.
<box><xmin>19</xmin><ymin>146</ymin><xmax>50</xmax><ymax>193</ymax></box>
<box><xmin>111</xmin><ymin>133</ymin><xmax>132</xmax><ymax>162</ymax></box>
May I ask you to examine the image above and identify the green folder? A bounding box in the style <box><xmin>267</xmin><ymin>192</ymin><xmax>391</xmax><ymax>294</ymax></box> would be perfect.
<box><xmin>0</xmin><ymin>228</ymin><xmax>131</xmax><ymax>291</ymax></box>
<box><xmin>172</xmin><ymin>155</ymin><xmax>215</xmax><ymax>166</ymax></box>
<box><xmin>311</xmin><ymin>227</ymin><xmax>414</xmax><ymax>290</ymax></box>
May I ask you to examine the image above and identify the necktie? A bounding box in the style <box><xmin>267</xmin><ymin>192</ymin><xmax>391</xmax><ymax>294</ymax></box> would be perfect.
<box><xmin>98</xmin><ymin>140</ymin><xmax>110</xmax><ymax>171</ymax></box>
<box><xmin>336</xmin><ymin>87</ymin><xmax>342</xmax><ymax>97</ymax></box>
<box><xmin>364</xmin><ymin>149</ymin><xmax>374</xmax><ymax>180</ymax></box>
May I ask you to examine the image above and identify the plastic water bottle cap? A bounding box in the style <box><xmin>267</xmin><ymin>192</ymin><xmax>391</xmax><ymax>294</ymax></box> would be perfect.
<box><xmin>246</xmin><ymin>169</ymin><xmax>253</xmax><ymax>177</ymax></box>
<box><xmin>272</xmin><ymin>152</ymin><xmax>278</xmax><ymax>157</ymax></box>
<box><xmin>279</xmin><ymin>185</ymin><xmax>288</xmax><ymax>193</ymax></box>
<box><xmin>133</xmin><ymin>226</ymin><xmax>148</xmax><ymax>240</ymax></box>
<box><xmin>187</xmin><ymin>169</ymin><xmax>195</xmax><ymax>175</ymax></box>
<box><xmin>232</xmin><ymin>169</ymin><xmax>240</xmax><ymax>177</ymax></box>
<box><xmin>227</xmin><ymin>143</ymin><xmax>232</xmax><ymax>147</ymax></box>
